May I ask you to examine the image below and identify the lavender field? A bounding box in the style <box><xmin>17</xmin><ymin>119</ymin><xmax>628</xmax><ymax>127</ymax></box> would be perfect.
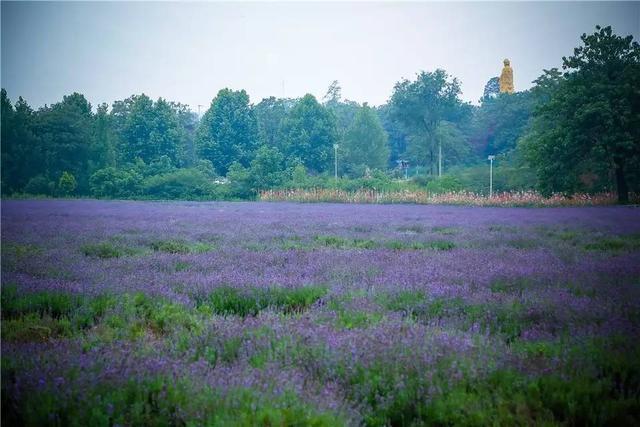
<box><xmin>2</xmin><ymin>200</ymin><xmax>640</xmax><ymax>426</ymax></box>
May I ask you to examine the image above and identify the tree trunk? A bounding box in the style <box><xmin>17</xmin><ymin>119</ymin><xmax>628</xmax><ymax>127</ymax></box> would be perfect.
<box><xmin>614</xmin><ymin>160</ymin><xmax>629</xmax><ymax>204</ymax></box>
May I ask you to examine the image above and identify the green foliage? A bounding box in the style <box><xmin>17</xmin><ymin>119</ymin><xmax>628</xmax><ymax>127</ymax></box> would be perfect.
<box><xmin>57</xmin><ymin>171</ymin><xmax>77</xmax><ymax>196</ymax></box>
<box><xmin>247</xmin><ymin>145</ymin><xmax>288</xmax><ymax>191</ymax></box>
<box><xmin>196</xmin><ymin>88</ymin><xmax>258</xmax><ymax>175</ymax></box>
<box><xmin>33</xmin><ymin>93</ymin><xmax>94</xmax><ymax>194</ymax></box>
<box><xmin>282</xmin><ymin>94</ymin><xmax>337</xmax><ymax>173</ymax></box>
<box><xmin>89</xmin><ymin>167</ymin><xmax>142</xmax><ymax>198</ymax></box>
<box><xmin>254</xmin><ymin>96</ymin><xmax>293</xmax><ymax>151</ymax></box>
<box><xmin>23</xmin><ymin>175</ymin><xmax>55</xmax><ymax>196</ymax></box>
<box><xmin>425</xmin><ymin>175</ymin><xmax>464</xmax><ymax>194</ymax></box>
<box><xmin>149</xmin><ymin>239</ymin><xmax>216</xmax><ymax>254</ymax></box>
<box><xmin>2</xmin><ymin>376</ymin><xmax>345</xmax><ymax>427</ymax></box>
<box><xmin>225</xmin><ymin>161</ymin><xmax>253</xmax><ymax>199</ymax></box>
<box><xmin>81</xmin><ymin>241</ymin><xmax>137</xmax><ymax>259</ymax></box>
<box><xmin>199</xmin><ymin>285</ymin><xmax>327</xmax><ymax>317</ymax></box>
<box><xmin>584</xmin><ymin>234</ymin><xmax>640</xmax><ymax>252</ymax></box>
<box><xmin>471</xmin><ymin>91</ymin><xmax>535</xmax><ymax>156</ymax></box>
<box><xmin>390</xmin><ymin>69</ymin><xmax>470</xmax><ymax>174</ymax></box>
<box><xmin>1</xmin><ymin>285</ymin><xmax>83</xmax><ymax>320</ymax></box>
<box><xmin>521</xmin><ymin>25</ymin><xmax>640</xmax><ymax>202</ymax></box>
<box><xmin>149</xmin><ymin>239</ymin><xmax>190</xmax><ymax>254</ymax></box>
<box><xmin>1</xmin><ymin>90</ymin><xmax>42</xmax><ymax>195</ymax></box>
<box><xmin>114</xmin><ymin>94</ymin><xmax>186</xmax><ymax>166</ymax></box>
<box><xmin>342</xmin><ymin>103</ymin><xmax>390</xmax><ymax>175</ymax></box>
<box><xmin>141</xmin><ymin>168</ymin><xmax>216</xmax><ymax>199</ymax></box>
<box><xmin>1</xmin><ymin>314</ymin><xmax>73</xmax><ymax>342</ymax></box>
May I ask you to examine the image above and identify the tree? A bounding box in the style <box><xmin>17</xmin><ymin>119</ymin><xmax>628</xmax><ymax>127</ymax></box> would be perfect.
<box><xmin>390</xmin><ymin>70</ymin><xmax>464</xmax><ymax>175</ymax></box>
<box><xmin>91</xmin><ymin>103</ymin><xmax>116</xmax><ymax>172</ymax></box>
<box><xmin>248</xmin><ymin>145</ymin><xmax>287</xmax><ymax>190</ymax></box>
<box><xmin>282</xmin><ymin>94</ymin><xmax>337</xmax><ymax>173</ymax></box>
<box><xmin>32</xmin><ymin>93</ymin><xmax>94</xmax><ymax>194</ymax></box>
<box><xmin>58</xmin><ymin>171</ymin><xmax>77</xmax><ymax>196</ymax></box>
<box><xmin>322</xmin><ymin>80</ymin><xmax>342</xmax><ymax>105</ymax></box>
<box><xmin>342</xmin><ymin>103</ymin><xmax>389</xmax><ymax>175</ymax></box>
<box><xmin>254</xmin><ymin>97</ymin><xmax>293</xmax><ymax>151</ymax></box>
<box><xmin>470</xmin><ymin>91</ymin><xmax>535</xmax><ymax>156</ymax></box>
<box><xmin>196</xmin><ymin>88</ymin><xmax>258</xmax><ymax>175</ymax></box>
<box><xmin>115</xmin><ymin>95</ymin><xmax>185</xmax><ymax>166</ymax></box>
<box><xmin>407</xmin><ymin>121</ymin><xmax>470</xmax><ymax>173</ymax></box>
<box><xmin>89</xmin><ymin>167</ymin><xmax>142</xmax><ymax>199</ymax></box>
<box><xmin>1</xmin><ymin>90</ymin><xmax>42</xmax><ymax>194</ymax></box>
<box><xmin>376</xmin><ymin>104</ymin><xmax>409</xmax><ymax>168</ymax></box>
<box><xmin>482</xmin><ymin>77</ymin><xmax>500</xmax><ymax>101</ymax></box>
<box><xmin>522</xmin><ymin>25</ymin><xmax>640</xmax><ymax>203</ymax></box>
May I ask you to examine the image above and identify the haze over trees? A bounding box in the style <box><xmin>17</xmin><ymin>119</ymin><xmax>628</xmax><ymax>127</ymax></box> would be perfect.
<box><xmin>1</xmin><ymin>25</ymin><xmax>638</xmax><ymax>202</ymax></box>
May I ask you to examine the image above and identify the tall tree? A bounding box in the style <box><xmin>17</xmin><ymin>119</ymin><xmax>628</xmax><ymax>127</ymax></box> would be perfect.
<box><xmin>390</xmin><ymin>69</ymin><xmax>464</xmax><ymax>175</ymax></box>
<box><xmin>282</xmin><ymin>94</ymin><xmax>337</xmax><ymax>173</ymax></box>
<box><xmin>522</xmin><ymin>26</ymin><xmax>640</xmax><ymax>203</ymax></box>
<box><xmin>482</xmin><ymin>77</ymin><xmax>500</xmax><ymax>101</ymax></box>
<box><xmin>322</xmin><ymin>81</ymin><xmax>360</xmax><ymax>153</ymax></box>
<box><xmin>254</xmin><ymin>96</ymin><xmax>293</xmax><ymax>151</ymax></box>
<box><xmin>90</xmin><ymin>103</ymin><xmax>116</xmax><ymax>172</ymax></box>
<box><xmin>32</xmin><ymin>93</ymin><xmax>94</xmax><ymax>193</ymax></box>
<box><xmin>114</xmin><ymin>94</ymin><xmax>185</xmax><ymax>166</ymax></box>
<box><xmin>342</xmin><ymin>103</ymin><xmax>389</xmax><ymax>174</ymax></box>
<box><xmin>376</xmin><ymin>104</ymin><xmax>409</xmax><ymax>167</ymax></box>
<box><xmin>1</xmin><ymin>90</ymin><xmax>42</xmax><ymax>194</ymax></box>
<box><xmin>170</xmin><ymin>102</ymin><xmax>198</xmax><ymax>167</ymax></box>
<box><xmin>196</xmin><ymin>89</ymin><xmax>258</xmax><ymax>174</ymax></box>
<box><xmin>470</xmin><ymin>91</ymin><xmax>534</xmax><ymax>156</ymax></box>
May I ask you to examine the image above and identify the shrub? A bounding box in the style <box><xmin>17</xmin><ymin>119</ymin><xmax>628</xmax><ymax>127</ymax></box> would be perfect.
<box><xmin>199</xmin><ymin>285</ymin><xmax>326</xmax><ymax>317</ymax></box>
<box><xmin>89</xmin><ymin>167</ymin><xmax>142</xmax><ymax>198</ymax></box>
<box><xmin>81</xmin><ymin>242</ymin><xmax>135</xmax><ymax>259</ymax></box>
<box><xmin>57</xmin><ymin>171</ymin><xmax>77</xmax><ymax>196</ymax></box>
<box><xmin>142</xmin><ymin>168</ymin><xmax>215</xmax><ymax>199</ymax></box>
<box><xmin>426</xmin><ymin>175</ymin><xmax>464</xmax><ymax>194</ymax></box>
<box><xmin>24</xmin><ymin>175</ymin><xmax>55</xmax><ymax>196</ymax></box>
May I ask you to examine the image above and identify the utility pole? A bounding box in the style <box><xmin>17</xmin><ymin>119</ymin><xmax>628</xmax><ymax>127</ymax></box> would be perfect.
<box><xmin>438</xmin><ymin>142</ymin><xmax>442</xmax><ymax>178</ymax></box>
<box><xmin>488</xmin><ymin>155</ymin><xmax>495</xmax><ymax>197</ymax></box>
<box><xmin>333</xmin><ymin>144</ymin><xmax>339</xmax><ymax>181</ymax></box>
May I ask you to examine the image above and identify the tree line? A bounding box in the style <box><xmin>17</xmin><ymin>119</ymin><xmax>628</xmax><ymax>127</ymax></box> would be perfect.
<box><xmin>2</xmin><ymin>25</ymin><xmax>638</xmax><ymax>202</ymax></box>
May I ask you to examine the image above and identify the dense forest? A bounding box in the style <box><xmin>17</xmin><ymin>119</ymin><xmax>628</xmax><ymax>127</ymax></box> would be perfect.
<box><xmin>2</xmin><ymin>26</ymin><xmax>638</xmax><ymax>202</ymax></box>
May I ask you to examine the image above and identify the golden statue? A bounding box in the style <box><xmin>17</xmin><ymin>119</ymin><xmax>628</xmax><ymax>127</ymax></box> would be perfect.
<box><xmin>499</xmin><ymin>59</ymin><xmax>514</xmax><ymax>94</ymax></box>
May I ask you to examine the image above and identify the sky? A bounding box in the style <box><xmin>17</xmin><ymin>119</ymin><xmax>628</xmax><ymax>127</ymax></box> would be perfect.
<box><xmin>2</xmin><ymin>1</ymin><xmax>639</xmax><ymax>112</ymax></box>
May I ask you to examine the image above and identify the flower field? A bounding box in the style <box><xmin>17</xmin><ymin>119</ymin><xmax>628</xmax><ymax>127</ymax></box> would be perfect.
<box><xmin>2</xmin><ymin>200</ymin><xmax>640</xmax><ymax>426</ymax></box>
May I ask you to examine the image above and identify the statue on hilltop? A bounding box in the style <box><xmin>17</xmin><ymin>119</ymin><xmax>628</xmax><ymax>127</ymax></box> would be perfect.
<box><xmin>499</xmin><ymin>59</ymin><xmax>514</xmax><ymax>94</ymax></box>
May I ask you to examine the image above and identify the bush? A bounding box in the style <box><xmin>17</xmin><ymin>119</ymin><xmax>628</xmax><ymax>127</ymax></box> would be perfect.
<box><xmin>142</xmin><ymin>168</ymin><xmax>216</xmax><ymax>199</ymax></box>
<box><xmin>24</xmin><ymin>175</ymin><xmax>54</xmax><ymax>196</ymax></box>
<box><xmin>89</xmin><ymin>167</ymin><xmax>142</xmax><ymax>198</ymax></box>
<box><xmin>57</xmin><ymin>171</ymin><xmax>77</xmax><ymax>196</ymax></box>
<box><xmin>425</xmin><ymin>175</ymin><xmax>464</xmax><ymax>194</ymax></box>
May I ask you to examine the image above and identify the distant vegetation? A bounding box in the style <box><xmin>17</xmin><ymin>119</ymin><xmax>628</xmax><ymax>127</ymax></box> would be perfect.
<box><xmin>2</xmin><ymin>25</ymin><xmax>638</xmax><ymax>203</ymax></box>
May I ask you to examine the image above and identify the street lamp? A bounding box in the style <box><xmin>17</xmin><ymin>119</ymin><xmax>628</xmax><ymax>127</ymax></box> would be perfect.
<box><xmin>488</xmin><ymin>155</ymin><xmax>495</xmax><ymax>198</ymax></box>
<box><xmin>333</xmin><ymin>144</ymin><xmax>339</xmax><ymax>181</ymax></box>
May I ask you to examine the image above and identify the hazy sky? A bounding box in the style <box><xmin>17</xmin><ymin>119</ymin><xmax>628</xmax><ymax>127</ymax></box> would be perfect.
<box><xmin>2</xmin><ymin>2</ymin><xmax>639</xmax><ymax>111</ymax></box>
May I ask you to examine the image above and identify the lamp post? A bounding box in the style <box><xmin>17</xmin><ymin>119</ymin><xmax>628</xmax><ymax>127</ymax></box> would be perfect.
<box><xmin>333</xmin><ymin>144</ymin><xmax>339</xmax><ymax>181</ymax></box>
<box><xmin>488</xmin><ymin>155</ymin><xmax>495</xmax><ymax>198</ymax></box>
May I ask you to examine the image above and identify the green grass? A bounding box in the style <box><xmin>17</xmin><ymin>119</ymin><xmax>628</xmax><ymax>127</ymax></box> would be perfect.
<box><xmin>198</xmin><ymin>285</ymin><xmax>327</xmax><ymax>317</ymax></box>
<box><xmin>81</xmin><ymin>242</ymin><xmax>139</xmax><ymax>259</ymax></box>
<box><xmin>1</xmin><ymin>375</ymin><xmax>346</xmax><ymax>427</ymax></box>
<box><xmin>396</xmin><ymin>224</ymin><xmax>425</xmax><ymax>233</ymax></box>
<box><xmin>149</xmin><ymin>239</ymin><xmax>217</xmax><ymax>254</ymax></box>
<box><xmin>584</xmin><ymin>234</ymin><xmax>640</xmax><ymax>252</ymax></box>
<box><xmin>314</xmin><ymin>235</ymin><xmax>455</xmax><ymax>251</ymax></box>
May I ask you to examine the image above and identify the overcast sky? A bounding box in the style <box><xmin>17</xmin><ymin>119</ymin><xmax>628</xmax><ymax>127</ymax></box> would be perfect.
<box><xmin>2</xmin><ymin>1</ymin><xmax>639</xmax><ymax>111</ymax></box>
